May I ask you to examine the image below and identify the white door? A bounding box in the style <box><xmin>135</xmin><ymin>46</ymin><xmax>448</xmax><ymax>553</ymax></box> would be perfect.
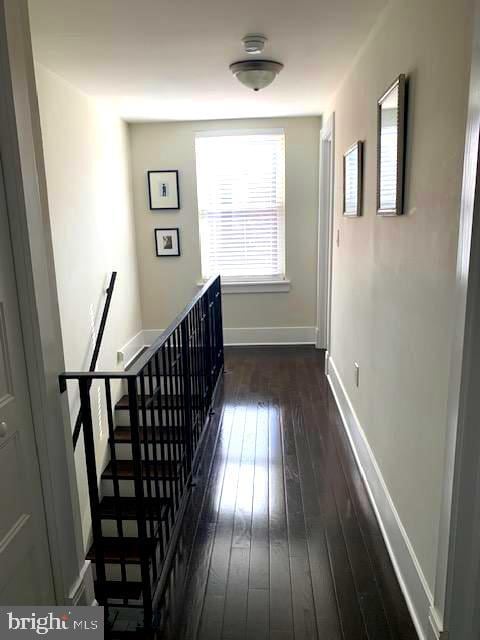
<box><xmin>0</xmin><ymin>163</ymin><xmax>56</xmax><ymax>604</ymax></box>
<box><xmin>316</xmin><ymin>114</ymin><xmax>335</xmax><ymax>351</ymax></box>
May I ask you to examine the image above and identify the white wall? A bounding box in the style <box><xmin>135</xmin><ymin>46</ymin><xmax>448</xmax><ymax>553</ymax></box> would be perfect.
<box><xmin>128</xmin><ymin>117</ymin><xmax>320</xmax><ymax>341</ymax></box>
<box><xmin>35</xmin><ymin>65</ymin><xmax>143</xmax><ymax>546</ymax></box>
<box><xmin>327</xmin><ymin>0</ymin><xmax>472</xmax><ymax>622</ymax></box>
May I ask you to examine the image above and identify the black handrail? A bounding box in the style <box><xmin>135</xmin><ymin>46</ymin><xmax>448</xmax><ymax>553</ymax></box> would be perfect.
<box><xmin>129</xmin><ymin>275</ymin><xmax>219</xmax><ymax>375</ymax></box>
<box><xmin>58</xmin><ymin>275</ymin><xmax>224</xmax><ymax>633</ymax></box>
<box><xmin>72</xmin><ymin>272</ymin><xmax>117</xmax><ymax>448</ymax></box>
<box><xmin>59</xmin><ymin>276</ymin><xmax>218</xmax><ymax>387</ymax></box>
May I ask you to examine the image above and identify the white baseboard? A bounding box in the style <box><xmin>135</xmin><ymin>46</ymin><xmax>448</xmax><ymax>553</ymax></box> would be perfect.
<box><xmin>67</xmin><ymin>560</ymin><xmax>95</xmax><ymax>606</ymax></box>
<box><xmin>315</xmin><ymin>326</ymin><xmax>326</xmax><ymax>349</ymax></box>
<box><xmin>120</xmin><ymin>327</ymin><xmax>317</xmax><ymax>355</ymax></box>
<box><xmin>224</xmin><ymin>326</ymin><xmax>316</xmax><ymax>345</ymax></box>
<box><xmin>117</xmin><ymin>330</ymin><xmax>146</xmax><ymax>368</ymax></box>
<box><xmin>326</xmin><ymin>354</ymin><xmax>435</xmax><ymax>640</ymax></box>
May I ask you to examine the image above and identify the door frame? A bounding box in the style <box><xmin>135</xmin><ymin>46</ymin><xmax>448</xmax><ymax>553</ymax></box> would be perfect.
<box><xmin>316</xmin><ymin>113</ymin><xmax>335</xmax><ymax>352</ymax></box>
<box><xmin>432</xmin><ymin>1</ymin><xmax>480</xmax><ymax>637</ymax></box>
<box><xmin>0</xmin><ymin>0</ymin><xmax>92</xmax><ymax>605</ymax></box>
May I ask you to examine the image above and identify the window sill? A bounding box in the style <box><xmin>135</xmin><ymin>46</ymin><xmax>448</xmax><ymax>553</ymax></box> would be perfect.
<box><xmin>197</xmin><ymin>279</ymin><xmax>291</xmax><ymax>294</ymax></box>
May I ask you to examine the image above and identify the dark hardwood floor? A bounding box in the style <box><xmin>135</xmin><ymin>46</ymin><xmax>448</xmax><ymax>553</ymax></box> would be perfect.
<box><xmin>158</xmin><ymin>346</ymin><xmax>418</xmax><ymax>640</ymax></box>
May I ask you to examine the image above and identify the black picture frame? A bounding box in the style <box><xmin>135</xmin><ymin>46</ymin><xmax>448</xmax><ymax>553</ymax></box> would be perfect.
<box><xmin>343</xmin><ymin>141</ymin><xmax>363</xmax><ymax>217</ymax></box>
<box><xmin>148</xmin><ymin>170</ymin><xmax>180</xmax><ymax>210</ymax></box>
<box><xmin>155</xmin><ymin>228</ymin><xmax>181</xmax><ymax>257</ymax></box>
<box><xmin>377</xmin><ymin>74</ymin><xmax>407</xmax><ymax>216</ymax></box>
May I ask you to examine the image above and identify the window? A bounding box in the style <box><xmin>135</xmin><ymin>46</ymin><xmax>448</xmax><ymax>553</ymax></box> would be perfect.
<box><xmin>195</xmin><ymin>130</ymin><xmax>286</xmax><ymax>283</ymax></box>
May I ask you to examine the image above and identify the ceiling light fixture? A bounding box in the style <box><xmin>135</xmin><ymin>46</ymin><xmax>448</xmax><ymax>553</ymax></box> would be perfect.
<box><xmin>230</xmin><ymin>34</ymin><xmax>284</xmax><ymax>92</ymax></box>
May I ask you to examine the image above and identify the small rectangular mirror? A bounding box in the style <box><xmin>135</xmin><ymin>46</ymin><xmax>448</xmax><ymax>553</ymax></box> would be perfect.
<box><xmin>377</xmin><ymin>74</ymin><xmax>407</xmax><ymax>216</ymax></box>
<box><xmin>343</xmin><ymin>141</ymin><xmax>363</xmax><ymax>217</ymax></box>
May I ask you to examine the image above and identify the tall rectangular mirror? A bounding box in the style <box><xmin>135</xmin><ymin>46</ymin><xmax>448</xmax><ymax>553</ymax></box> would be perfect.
<box><xmin>377</xmin><ymin>74</ymin><xmax>407</xmax><ymax>216</ymax></box>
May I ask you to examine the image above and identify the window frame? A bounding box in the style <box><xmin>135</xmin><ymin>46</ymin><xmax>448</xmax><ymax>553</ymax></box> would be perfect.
<box><xmin>195</xmin><ymin>128</ymin><xmax>288</xmax><ymax>291</ymax></box>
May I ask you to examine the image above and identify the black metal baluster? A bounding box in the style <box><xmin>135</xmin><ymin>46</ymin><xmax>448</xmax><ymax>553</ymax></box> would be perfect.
<box><xmin>188</xmin><ymin>310</ymin><xmax>198</xmax><ymax>449</ymax></box>
<box><xmin>139</xmin><ymin>371</ymin><xmax>156</xmax><ymax>584</ymax></box>
<box><xmin>147</xmin><ymin>360</ymin><xmax>164</xmax><ymax>562</ymax></box>
<box><xmin>161</xmin><ymin>343</ymin><xmax>177</xmax><ymax>515</ymax></box>
<box><xmin>79</xmin><ymin>379</ymin><xmax>107</xmax><ymax>613</ymax></box>
<box><xmin>191</xmin><ymin>306</ymin><xmax>199</xmax><ymax>447</ymax></box>
<box><xmin>154</xmin><ymin>353</ymin><xmax>172</xmax><ymax>534</ymax></box>
<box><xmin>178</xmin><ymin>325</ymin><xmax>189</xmax><ymax>488</ymax></box>
<box><xmin>194</xmin><ymin>303</ymin><xmax>203</xmax><ymax>440</ymax></box>
<box><xmin>212</xmin><ymin>284</ymin><xmax>218</xmax><ymax>380</ymax></box>
<box><xmin>197</xmin><ymin>302</ymin><xmax>206</xmax><ymax>422</ymax></box>
<box><xmin>180</xmin><ymin>318</ymin><xmax>193</xmax><ymax>479</ymax></box>
<box><xmin>127</xmin><ymin>377</ymin><xmax>152</xmax><ymax>631</ymax></box>
<box><xmin>105</xmin><ymin>379</ymin><xmax>127</xmax><ymax>600</ymax></box>
<box><xmin>202</xmin><ymin>294</ymin><xmax>212</xmax><ymax>408</ymax></box>
<box><xmin>165</xmin><ymin>337</ymin><xmax>180</xmax><ymax>511</ymax></box>
<box><xmin>172</xmin><ymin>328</ymin><xmax>185</xmax><ymax>495</ymax></box>
<box><xmin>216</xmin><ymin>276</ymin><xmax>224</xmax><ymax>371</ymax></box>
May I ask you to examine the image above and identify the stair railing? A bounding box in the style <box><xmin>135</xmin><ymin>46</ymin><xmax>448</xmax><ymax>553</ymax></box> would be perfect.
<box><xmin>59</xmin><ymin>275</ymin><xmax>224</xmax><ymax>632</ymax></box>
<box><xmin>72</xmin><ymin>271</ymin><xmax>117</xmax><ymax>449</ymax></box>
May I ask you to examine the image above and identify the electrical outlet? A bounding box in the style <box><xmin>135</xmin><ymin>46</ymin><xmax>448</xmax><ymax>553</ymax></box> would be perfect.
<box><xmin>336</xmin><ymin>229</ymin><xmax>340</xmax><ymax>247</ymax></box>
<box><xmin>354</xmin><ymin>362</ymin><xmax>360</xmax><ymax>387</ymax></box>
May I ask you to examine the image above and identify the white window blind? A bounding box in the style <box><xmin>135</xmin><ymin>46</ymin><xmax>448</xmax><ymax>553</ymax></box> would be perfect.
<box><xmin>195</xmin><ymin>131</ymin><xmax>286</xmax><ymax>281</ymax></box>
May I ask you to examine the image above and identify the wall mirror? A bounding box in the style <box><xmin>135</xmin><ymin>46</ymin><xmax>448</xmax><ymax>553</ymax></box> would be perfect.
<box><xmin>377</xmin><ymin>74</ymin><xmax>407</xmax><ymax>216</ymax></box>
<box><xmin>343</xmin><ymin>141</ymin><xmax>363</xmax><ymax>217</ymax></box>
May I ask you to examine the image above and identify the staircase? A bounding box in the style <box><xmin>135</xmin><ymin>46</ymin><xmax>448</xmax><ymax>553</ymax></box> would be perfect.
<box><xmin>59</xmin><ymin>276</ymin><xmax>224</xmax><ymax>635</ymax></box>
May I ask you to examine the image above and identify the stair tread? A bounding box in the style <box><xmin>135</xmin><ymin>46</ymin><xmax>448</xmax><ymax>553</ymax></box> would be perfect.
<box><xmin>99</xmin><ymin>496</ymin><xmax>171</xmax><ymax>521</ymax></box>
<box><xmin>102</xmin><ymin>459</ymin><xmax>181</xmax><ymax>480</ymax></box>
<box><xmin>98</xmin><ymin>580</ymin><xmax>143</xmax><ymax>600</ymax></box>
<box><xmin>111</xmin><ymin>425</ymin><xmax>185</xmax><ymax>444</ymax></box>
<box><xmin>87</xmin><ymin>537</ymin><xmax>157</xmax><ymax>564</ymax></box>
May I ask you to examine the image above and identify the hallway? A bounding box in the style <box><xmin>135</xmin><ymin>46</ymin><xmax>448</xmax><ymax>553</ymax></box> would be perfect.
<box><xmin>160</xmin><ymin>347</ymin><xmax>417</xmax><ymax>640</ymax></box>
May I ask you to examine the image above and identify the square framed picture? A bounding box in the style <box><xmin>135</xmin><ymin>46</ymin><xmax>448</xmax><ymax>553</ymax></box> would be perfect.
<box><xmin>343</xmin><ymin>141</ymin><xmax>363</xmax><ymax>217</ymax></box>
<box><xmin>148</xmin><ymin>170</ymin><xmax>180</xmax><ymax>210</ymax></box>
<box><xmin>155</xmin><ymin>228</ymin><xmax>180</xmax><ymax>257</ymax></box>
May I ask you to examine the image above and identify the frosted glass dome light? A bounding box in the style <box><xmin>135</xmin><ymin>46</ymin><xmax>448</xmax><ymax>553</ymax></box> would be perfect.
<box><xmin>229</xmin><ymin>60</ymin><xmax>284</xmax><ymax>92</ymax></box>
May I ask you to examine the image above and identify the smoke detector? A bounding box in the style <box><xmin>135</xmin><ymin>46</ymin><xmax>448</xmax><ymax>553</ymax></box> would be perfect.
<box><xmin>242</xmin><ymin>34</ymin><xmax>267</xmax><ymax>55</ymax></box>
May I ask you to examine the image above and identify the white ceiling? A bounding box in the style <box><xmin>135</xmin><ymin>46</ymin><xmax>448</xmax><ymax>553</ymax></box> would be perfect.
<box><xmin>29</xmin><ymin>0</ymin><xmax>386</xmax><ymax>122</ymax></box>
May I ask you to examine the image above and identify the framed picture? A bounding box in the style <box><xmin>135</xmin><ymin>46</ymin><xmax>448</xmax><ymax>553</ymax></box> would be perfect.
<box><xmin>343</xmin><ymin>141</ymin><xmax>363</xmax><ymax>217</ymax></box>
<box><xmin>148</xmin><ymin>170</ymin><xmax>180</xmax><ymax>210</ymax></box>
<box><xmin>377</xmin><ymin>74</ymin><xmax>407</xmax><ymax>216</ymax></box>
<box><xmin>155</xmin><ymin>228</ymin><xmax>180</xmax><ymax>257</ymax></box>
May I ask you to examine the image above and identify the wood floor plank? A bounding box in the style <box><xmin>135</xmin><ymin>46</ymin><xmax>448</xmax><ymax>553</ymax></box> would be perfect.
<box><xmin>297</xmin><ymin>358</ymin><xmax>368</xmax><ymax>640</ymax></box>
<box><xmin>205</xmin><ymin>402</ymin><xmax>248</xmax><ymax>598</ymax></box>
<box><xmin>326</xmin><ymin>430</ymin><xmax>392</xmax><ymax>640</ymax></box>
<box><xmin>232</xmin><ymin>400</ymin><xmax>257</xmax><ymax>549</ymax></box>
<box><xmin>157</xmin><ymin>347</ymin><xmax>417</xmax><ymax>640</ymax></box>
<box><xmin>249</xmin><ymin>401</ymin><xmax>270</xmax><ymax>590</ymax></box>
<box><xmin>301</xmin><ymin>355</ymin><xmax>403</xmax><ymax>640</ymax></box>
<box><xmin>246</xmin><ymin>588</ymin><xmax>269</xmax><ymax>640</ymax></box>
<box><xmin>197</xmin><ymin>595</ymin><xmax>225</xmax><ymax>640</ymax></box>
<box><xmin>268</xmin><ymin>400</ymin><xmax>294</xmax><ymax>637</ymax></box>
<box><xmin>327</xmin><ymin>393</ymin><xmax>418</xmax><ymax>640</ymax></box>
<box><xmin>289</xmin><ymin>361</ymin><xmax>342</xmax><ymax>640</ymax></box>
<box><xmin>192</xmin><ymin>357</ymin><xmax>250</xmax><ymax>640</ymax></box>
<box><xmin>222</xmin><ymin>547</ymin><xmax>250</xmax><ymax>639</ymax></box>
<box><xmin>280</xmin><ymin>384</ymin><xmax>319</xmax><ymax>640</ymax></box>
